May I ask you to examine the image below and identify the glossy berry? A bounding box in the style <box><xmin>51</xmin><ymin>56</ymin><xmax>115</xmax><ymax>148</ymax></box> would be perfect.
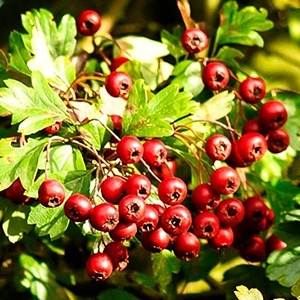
<box><xmin>258</xmin><ymin>100</ymin><xmax>288</xmax><ymax>130</ymax></box>
<box><xmin>192</xmin><ymin>211</ymin><xmax>220</xmax><ymax>239</ymax></box>
<box><xmin>236</xmin><ymin>132</ymin><xmax>267</xmax><ymax>163</ymax></box>
<box><xmin>109</xmin><ymin>221</ymin><xmax>137</xmax><ymax>242</ymax></box>
<box><xmin>117</xmin><ymin>136</ymin><xmax>144</xmax><ymax>165</ymax></box>
<box><xmin>38</xmin><ymin>179</ymin><xmax>65</xmax><ymax>208</ymax></box>
<box><xmin>104</xmin><ymin>241</ymin><xmax>129</xmax><ymax>271</ymax></box>
<box><xmin>86</xmin><ymin>252</ymin><xmax>113</xmax><ymax>282</ymax></box>
<box><xmin>210</xmin><ymin>166</ymin><xmax>241</xmax><ymax>195</ymax></box>
<box><xmin>205</xmin><ymin>134</ymin><xmax>232</xmax><ymax>161</ymax></box>
<box><xmin>100</xmin><ymin>176</ymin><xmax>126</xmax><ymax>204</ymax></box>
<box><xmin>118</xmin><ymin>194</ymin><xmax>146</xmax><ymax>223</ymax></box>
<box><xmin>202</xmin><ymin>61</ymin><xmax>230</xmax><ymax>91</ymax></box>
<box><xmin>266</xmin><ymin>234</ymin><xmax>287</xmax><ymax>255</ymax></box>
<box><xmin>142</xmin><ymin>139</ymin><xmax>168</xmax><ymax>167</ymax></box>
<box><xmin>89</xmin><ymin>202</ymin><xmax>119</xmax><ymax>232</ymax></box>
<box><xmin>191</xmin><ymin>183</ymin><xmax>220</xmax><ymax>212</ymax></box>
<box><xmin>158</xmin><ymin>176</ymin><xmax>187</xmax><ymax>205</ymax></box>
<box><xmin>77</xmin><ymin>10</ymin><xmax>101</xmax><ymax>36</ymax></box>
<box><xmin>160</xmin><ymin>204</ymin><xmax>192</xmax><ymax>236</ymax></box>
<box><xmin>181</xmin><ymin>28</ymin><xmax>209</xmax><ymax>53</ymax></box>
<box><xmin>208</xmin><ymin>226</ymin><xmax>234</xmax><ymax>250</ymax></box>
<box><xmin>215</xmin><ymin>197</ymin><xmax>244</xmax><ymax>227</ymax></box>
<box><xmin>153</xmin><ymin>159</ymin><xmax>177</xmax><ymax>180</ymax></box>
<box><xmin>172</xmin><ymin>232</ymin><xmax>200</xmax><ymax>261</ymax></box>
<box><xmin>4</xmin><ymin>178</ymin><xmax>30</xmax><ymax>204</ymax></box>
<box><xmin>136</xmin><ymin>204</ymin><xmax>159</xmax><ymax>232</ymax></box>
<box><xmin>124</xmin><ymin>174</ymin><xmax>151</xmax><ymax>200</ymax></box>
<box><xmin>105</xmin><ymin>71</ymin><xmax>132</xmax><ymax>98</ymax></box>
<box><xmin>243</xmin><ymin>196</ymin><xmax>267</xmax><ymax>224</ymax></box>
<box><xmin>44</xmin><ymin>121</ymin><xmax>62</xmax><ymax>135</ymax></box>
<box><xmin>242</xmin><ymin>119</ymin><xmax>264</xmax><ymax>135</ymax></box>
<box><xmin>239</xmin><ymin>77</ymin><xmax>266</xmax><ymax>104</ymax></box>
<box><xmin>267</xmin><ymin>128</ymin><xmax>290</xmax><ymax>153</ymax></box>
<box><xmin>110</xmin><ymin>56</ymin><xmax>130</xmax><ymax>71</ymax></box>
<box><xmin>64</xmin><ymin>193</ymin><xmax>92</xmax><ymax>222</ymax></box>
<box><xmin>239</xmin><ymin>235</ymin><xmax>266</xmax><ymax>262</ymax></box>
<box><xmin>141</xmin><ymin>227</ymin><xmax>170</xmax><ymax>253</ymax></box>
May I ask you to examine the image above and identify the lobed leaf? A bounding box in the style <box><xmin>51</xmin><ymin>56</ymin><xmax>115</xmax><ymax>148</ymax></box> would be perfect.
<box><xmin>234</xmin><ymin>285</ymin><xmax>264</xmax><ymax>300</ymax></box>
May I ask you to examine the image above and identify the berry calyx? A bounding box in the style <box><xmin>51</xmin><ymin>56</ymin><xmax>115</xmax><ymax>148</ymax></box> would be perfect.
<box><xmin>118</xmin><ymin>194</ymin><xmax>146</xmax><ymax>223</ymax></box>
<box><xmin>64</xmin><ymin>193</ymin><xmax>92</xmax><ymax>222</ymax></box>
<box><xmin>142</xmin><ymin>139</ymin><xmax>168</xmax><ymax>167</ymax></box>
<box><xmin>205</xmin><ymin>134</ymin><xmax>232</xmax><ymax>161</ymax></box>
<box><xmin>117</xmin><ymin>136</ymin><xmax>144</xmax><ymax>165</ymax></box>
<box><xmin>192</xmin><ymin>211</ymin><xmax>220</xmax><ymax>239</ymax></box>
<box><xmin>239</xmin><ymin>77</ymin><xmax>266</xmax><ymax>104</ymax></box>
<box><xmin>103</xmin><ymin>241</ymin><xmax>129</xmax><ymax>271</ymax></box>
<box><xmin>124</xmin><ymin>174</ymin><xmax>151</xmax><ymax>200</ymax></box>
<box><xmin>105</xmin><ymin>71</ymin><xmax>132</xmax><ymax>98</ymax></box>
<box><xmin>181</xmin><ymin>28</ymin><xmax>209</xmax><ymax>53</ymax></box>
<box><xmin>38</xmin><ymin>179</ymin><xmax>65</xmax><ymax>208</ymax></box>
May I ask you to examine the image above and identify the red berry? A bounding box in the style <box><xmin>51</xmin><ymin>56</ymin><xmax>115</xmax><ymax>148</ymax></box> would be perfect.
<box><xmin>258</xmin><ymin>100</ymin><xmax>288</xmax><ymax>130</ymax></box>
<box><xmin>86</xmin><ymin>252</ymin><xmax>113</xmax><ymax>282</ymax></box>
<box><xmin>136</xmin><ymin>204</ymin><xmax>159</xmax><ymax>232</ymax></box>
<box><xmin>124</xmin><ymin>174</ymin><xmax>151</xmax><ymax>200</ymax></box>
<box><xmin>117</xmin><ymin>136</ymin><xmax>144</xmax><ymax>165</ymax></box>
<box><xmin>103</xmin><ymin>241</ymin><xmax>129</xmax><ymax>271</ymax></box>
<box><xmin>192</xmin><ymin>211</ymin><xmax>220</xmax><ymax>239</ymax></box>
<box><xmin>243</xmin><ymin>196</ymin><xmax>267</xmax><ymax>224</ymax></box>
<box><xmin>267</xmin><ymin>128</ymin><xmax>290</xmax><ymax>153</ymax></box>
<box><xmin>191</xmin><ymin>183</ymin><xmax>221</xmax><ymax>212</ymax></box>
<box><xmin>158</xmin><ymin>176</ymin><xmax>187</xmax><ymax>205</ymax></box>
<box><xmin>239</xmin><ymin>235</ymin><xmax>266</xmax><ymax>262</ymax></box>
<box><xmin>105</xmin><ymin>71</ymin><xmax>132</xmax><ymax>98</ymax></box>
<box><xmin>141</xmin><ymin>227</ymin><xmax>170</xmax><ymax>253</ymax></box>
<box><xmin>110</xmin><ymin>56</ymin><xmax>130</xmax><ymax>71</ymax></box>
<box><xmin>172</xmin><ymin>232</ymin><xmax>200</xmax><ymax>261</ymax></box>
<box><xmin>242</xmin><ymin>119</ymin><xmax>264</xmax><ymax>135</ymax></box>
<box><xmin>205</xmin><ymin>134</ymin><xmax>232</xmax><ymax>161</ymax></box>
<box><xmin>142</xmin><ymin>139</ymin><xmax>168</xmax><ymax>167</ymax></box>
<box><xmin>44</xmin><ymin>121</ymin><xmax>62</xmax><ymax>135</ymax></box>
<box><xmin>100</xmin><ymin>176</ymin><xmax>126</xmax><ymax>204</ymax></box>
<box><xmin>208</xmin><ymin>226</ymin><xmax>234</xmax><ymax>250</ymax></box>
<box><xmin>118</xmin><ymin>195</ymin><xmax>146</xmax><ymax>223</ymax></box>
<box><xmin>210</xmin><ymin>166</ymin><xmax>241</xmax><ymax>195</ymax></box>
<box><xmin>89</xmin><ymin>203</ymin><xmax>119</xmax><ymax>232</ymax></box>
<box><xmin>215</xmin><ymin>197</ymin><xmax>244</xmax><ymax>227</ymax></box>
<box><xmin>239</xmin><ymin>77</ymin><xmax>266</xmax><ymax>104</ymax></box>
<box><xmin>77</xmin><ymin>10</ymin><xmax>101</xmax><ymax>36</ymax></box>
<box><xmin>4</xmin><ymin>178</ymin><xmax>30</xmax><ymax>204</ymax></box>
<box><xmin>38</xmin><ymin>179</ymin><xmax>65</xmax><ymax>208</ymax></box>
<box><xmin>153</xmin><ymin>159</ymin><xmax>177</xmax><ymax>180</ymax></box>
<box><xmin>202</xmin><ymin>61</ymin><xmax>230</xmax><ymax>91</ymax></box>
<box><xmin>109</xmin><ymin>221</ymin><xmax>137</xmax><ymax>242</ymax></box>
<box><xmin>64</xmin><ymin>193</ymin><xmax>92</xmax><ymax>222</ymax></box>
<box><xmin>160</xmin><ymin>204</ymin><xmax>192</xmax><ymax>236</ymax></box>
<box><xmin>266</xmin><ymin>234</ymin><xmax>287</xmax><ymax>255</ymax></box>
<box><xmin>181</xmin><ymin>28</ymin><xmax>209</xmax><ymax>53</ymax></box>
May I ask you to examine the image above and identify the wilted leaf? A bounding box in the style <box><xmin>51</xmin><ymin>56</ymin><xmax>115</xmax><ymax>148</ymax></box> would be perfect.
<box><xmin>234</xmin><ymin>285</ymin><xmax>264</xmax><ymax>300</ymax></box>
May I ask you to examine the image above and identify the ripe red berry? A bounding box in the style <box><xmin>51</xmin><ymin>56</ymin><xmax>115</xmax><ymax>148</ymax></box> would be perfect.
<box><xmin>109</xmin><ymin>221</ymin><xmax>137</xmax><ymax>242</ymax></box>
<box><xmin>181</xmin><ymin>27</ymin><xmax>209</xmax><ymax>53</ymax></box>
<box><xmin>266</xmin><ymin>234</ymin><xmax>287</xmax><ymax>255</ymax></box>
<box><xmin>38</xmin><ymin>179</ymin><xmax>65</xmax><ymax>208</ymax></box>
<box><xmin>267</xmin><ymin>128</ymin><xmax>290</xmax><ymax>153</ymax></box>
<box><xmin>243</xmin><ymin>196</ymin><xmax>267</xmax><ymax>224</ymax></box>
<box><xmin>100</xmin><ymin>176</ymin><xmax>126</xmax><ymax>204</ymax></box>
<box><xmin>205</xmin><ymin>134</ymin><xmax>232</xmax><ymax>161</ymax></box>
<box><xmin>64</xmin><ymin>193</ymin><xmax>92</xmax><ymax>222</ymax></box>
<box><xmin>142</xmin><ymin>139</ymin><xmax>168</xmax><ymax>167</ymax></box>
<box><xmin>105</xmin><ymin>71</ymin><xmax>132</xmax><ymax>98</ymax></box>
<box><xmin>89</xmin><ymin>202</ymin><xmax>119</xmax><ymax>232</ymax></box>
<box><xmin>160</xmin><ymin>204</ymin><xmax>192</xmax><ymax>236</ymax></box>
<box><xmin>242</xmin><ymin>119</ymin><xmax>264</xmax><ymax>135</ymax></box>
<box><xmin>258</xmin><ymin>100</ymin><xmax>288</xmax><ymax>130</ymax></box>
<box><xmin>208</xmin><ymin>226</ymin><xmax>234</xmax><ymax>250</ymax></box>
<box><xmin>236</xmin><ymin>132</ymin><xmax>268</xmax><ymax>163</ymax></box>
<box><xmin>202</xmin><ymin>61</ymin><xmax>230</xmax><ymax>91</ymax></box>
<box><xmin>117</xmin><ymin>136</ymin><xmax>144</xmax><ymax>165</ymax></box>
<box><xmin>192</xmin><ymin>211</ymin><xmax>220</xmax><ymax>239</ymax></box>
<box><xmin>191</xmin><ymin>183</ymin><xmax>221</xmax><ymax>212</ymax></box>
<box><xmin>76</xmin><ymin>10</ymin><xmax>101</xmax><ymax>36</ymax></box>
<box><xmin>158</xmin><ymin>176</ymin><xmax>187</xmax><ymax>205</ymax></box>
<box><xmin>172</xmin><ymin>232</ymin><xmax>200</xmax><ymax>261</ymax></box>
<box><xmin>110</xmin><ymin>56</ymin><xmax>130</xmax><ymax>71</ymax></box>
<box><xmin>239</xmin><ymin>235</ymin><xmax>266</xmax><ymax>262</ymax></box>
<box><xmin>118</xmin><ymin>194</ymin><xmax>146</xmax><ymax>223</ymax></box>
<box><xmin>4</xmin><ymin>178</ymin><xmax>30</xmax><ymax>204</ymax></box>
<box><xmin>215</xmin><ymin>197</ymin><xmax>244</xmax><ymax>227</ymax></box>
<box><xmin>141</xmin><ymin>227</ymin><xmax>170</xmax><ymax>253</ymax></box>
<box><xmin>124</xmin><ymin>174</ymin><xmax>151</xmax><ymax>200</ymax></box>
<box><xmin>210</xmin><ymin>166</ymin><xmax>241</xmax><ymax>195</ymax></box>
<box><xmin>86</xmin><ymin>252</ymin><xmax>113</xmax><ymax>282</ymax></box>
<box><xmin>153</xmin><ymin>159</ymin><xmax>177</xmax><ymax>180</ymax></box>
<box><xmin>136</xmin><ymin>204</ymin><xmax>159</xmax><ymax>232</ymax></box>
<box><xmin>44</xmin><ymin>121</ymin><xmax>62</xmax><ymax>135</ymax></box>
<box><xmin>103</xmin><ymin>241</ymin><xmax>129</xmax><ymax>271</ymax></box>
<box><xmin>239</xmin><ymin>77</ymin><xmax>266</xmax><ymax>104</ymax></box>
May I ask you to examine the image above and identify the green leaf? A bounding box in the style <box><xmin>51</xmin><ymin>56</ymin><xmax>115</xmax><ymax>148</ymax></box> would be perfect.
<box><xmin>191</xmin><ymin>90</ymin><xmax>235</xmax><ymax>121</ymax></box>
<box><xmin>98</xmin><ymin>289</ymin><xmax>139</xmax><ymax>300</ymax></box>
<box><xmin>234</xmin><ymin>285</ymin><xmax>264</xmax><ymax>300</ymax></box>
<box><xmin>18</xmin><ymin>253</ymin><xmax>70</xmax><ymax>300</ymax></box>
<box><xmin>291</xmin><ymin>278</ymin><xmax>300</xmax><ymax>299</ymax></box>
<box><xmin>266</xmin><ymin>248</ymin><xmax>300</xmax><ymax>287</ymax></box>
<box><xmin>215</xmin><ymin>1</ymin><xmax>274</xmax><ymax>48</ymax></box>
<box><xmin>0</xmin><ymin>198</ymin><xmax>32</xmax><ymax>243</ymax></box>
<box><xmin>215</xmin><ymin>46</ymin><xmax>245</xmax><ymax>70</ymax></box>
<box><xmin>272</xmin><ymin>222</ymin><xmax>300</xmax><ymax>248</ymax></box>
<box><xmin>151</xmin><ymin>249</ymin><xmax>181</xmax><ymax>294</ymax></box>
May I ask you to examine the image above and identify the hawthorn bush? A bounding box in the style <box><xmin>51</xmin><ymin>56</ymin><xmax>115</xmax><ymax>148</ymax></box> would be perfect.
<box><xmin>0</xmin><ymin>1</ymin><xmax>299</xmax><ymax>299</ymax></box>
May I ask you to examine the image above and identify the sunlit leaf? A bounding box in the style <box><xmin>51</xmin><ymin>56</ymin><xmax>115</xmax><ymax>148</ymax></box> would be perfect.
<box><xmin>234</xmin><ymin>285</ymin><xmax>264</xmax><ymax>300</ymax></box>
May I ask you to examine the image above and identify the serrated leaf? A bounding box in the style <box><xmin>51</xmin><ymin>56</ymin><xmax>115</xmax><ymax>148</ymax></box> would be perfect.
<box><xmin>234</xmin><ymin>285</ymin><xmax>264</xmax><ymax>300</ymax></box>
<box><xmin>216</xmin><ymin>46</ymin><xmax>245</xmax><ymax>70</ymax></box>
<box><xmin>151</xmin><ymin>250</ymin><xmax>181</xmax><ymax>294</ymax></box>
<box><xmin>266</xmin><ymin>248</ymin><xmax>300</xmax><ymax>287</ymax></box>
<box><xmin>215</xmin><ymin>1</ymin><xmax>274</xmax><ymax>48</ymax></box>
<box><xmin>192</xmin><ymin>90</ymin><xmax>235</xmax><ymax>121</ymax></box>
